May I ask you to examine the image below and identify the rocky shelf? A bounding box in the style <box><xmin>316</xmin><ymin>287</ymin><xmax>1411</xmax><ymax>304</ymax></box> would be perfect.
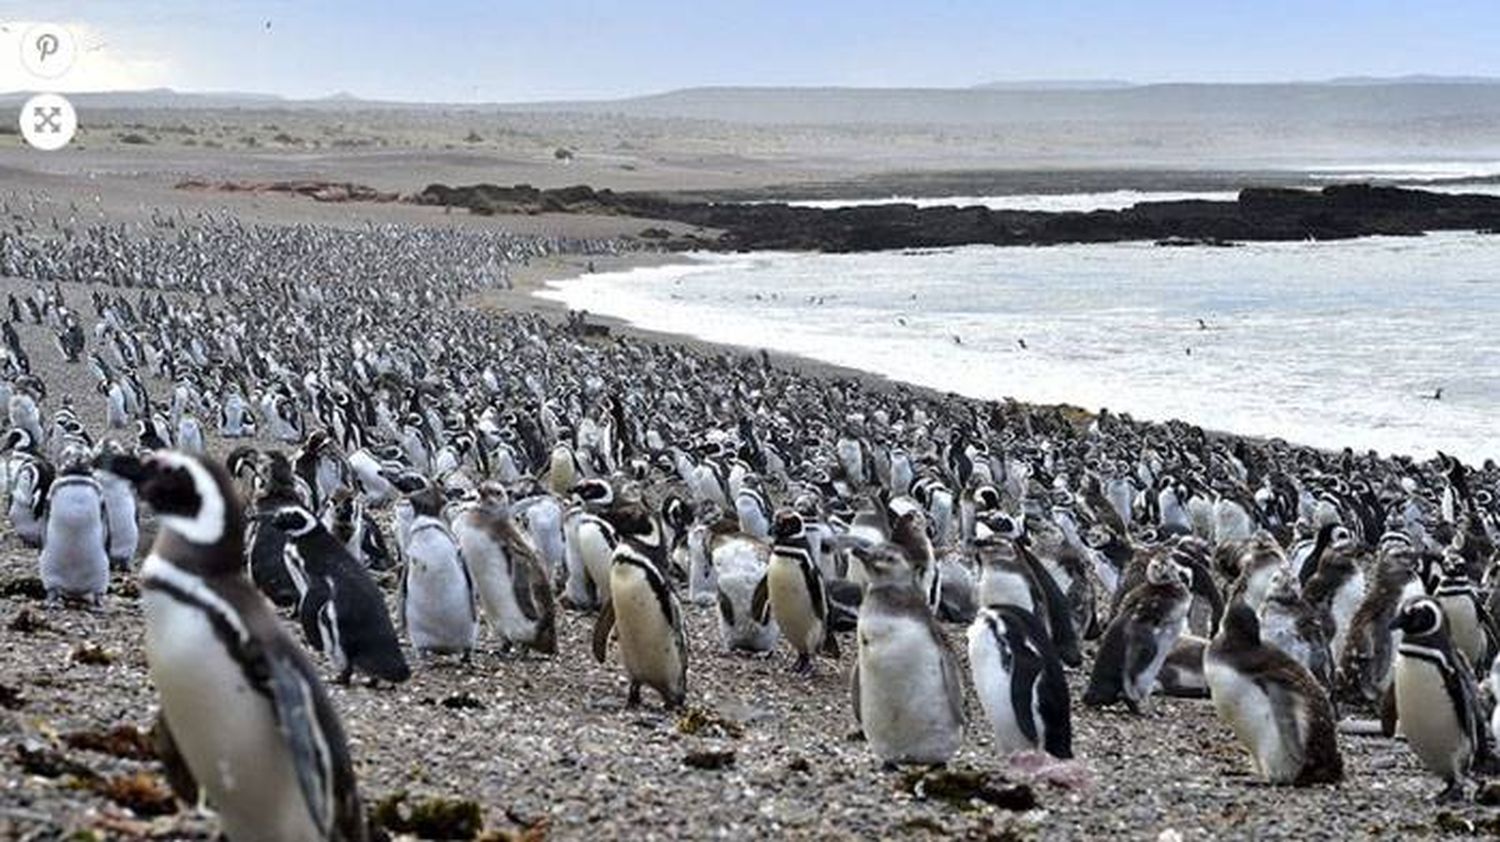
<box><xmin>413</xmin><ymin>182</ymin><xmax>1500</xmax><ymax>252</ymax></box>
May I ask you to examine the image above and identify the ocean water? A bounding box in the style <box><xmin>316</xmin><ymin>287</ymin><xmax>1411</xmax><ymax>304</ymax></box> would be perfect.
<box><xmin>779</xmin><ymin>190</ymin><xmax>1241</xmax><ymax>212</ymax></box>
<box><xmin>767</xmin><ymin>161</ymin><xmax>1500</xmax><ymax>212</ymax></box>
<box><xmin>540</xmin><ymin>232</ymin><xmax>1500</xmax><ymax>463</ymax></box>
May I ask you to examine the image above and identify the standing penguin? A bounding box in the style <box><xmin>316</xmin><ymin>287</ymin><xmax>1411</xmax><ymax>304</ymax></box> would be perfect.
<box><xmin>967</xmin><ymin>603</ymin><xmax>1073</xmax><ymax>759</ymax></box>
<box><xmin>264</xmin><ymin>505</ymin><xmax>410</xmax><ymax>686</ymax></box>
<box><xmin>102</xmin><ymin>450</ymin><xmax>368</xmax><ymax>841</ymax></box>
<box><xmin>400</xmin><ymin>486</ymin><xmax>478</xmax><ymax>660</ymax></box>
<box><xmin>1434</xmin><ymin>551</ymin><xmax>1496</xmax><ymax>672</ymax></box>
<box><xmin>851</xmin><ymin>543</ymin><xmax>964</xmax><ymax>767</ymax></box>
<box><xmin>752</xmin><ymin>510</ymin><xmax>840</xmax><ymax>674</ymax></box>
<box><xmin>592</xmin><ymin>538</ymin><xmax>688</xmax><ymax>708</ymax></box>
<box><xmin>1204</xmin><ymin>602</ymin><xmax>1343</xmax><ymax>786</ymax></box>
<box><xmin>93</xmin><ymin>444</ymin><xmax>140</xmax><ymax>569</ymax></box>
<box><xmin>451</xmin><ymin>482</ymin><xmax>557</xmax><ymax>656</ymax></box>
<box><xmin>38</xmin><ymin>460</ymin><xmax>111</xmax><ymax>607</ymax></box>
<box><xmin>1083</xmin><ymin>554</ymin><xmax>1191</xmax><ymax>714</ymax></box>
<box><xmin>1391</xmin><ymin>596</ymin><xmax>1488</xmax><ymax>801</ymax></box>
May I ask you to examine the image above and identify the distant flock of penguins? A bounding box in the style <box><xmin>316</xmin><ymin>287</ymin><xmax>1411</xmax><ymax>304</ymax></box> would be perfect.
<box><xmin>4</xmin><ymin>206</ymin><xmax>1500</xmax><ymax>840</ymax></box>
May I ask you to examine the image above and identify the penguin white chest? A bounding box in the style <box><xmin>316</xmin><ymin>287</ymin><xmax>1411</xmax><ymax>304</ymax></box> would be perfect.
<box><xmin>141</xmin><ymin>581</ymin><xmax>320</xmax><ymax>840</ymax></box>
<box><xmin>767</xmin><ymin>556</ymin><xmax>821</xmax><ymax>653</ymax></box>
<box><xmin>977</xmin><ymin>567</ymin><xmax>1034</xmax><ymax>615</ymax></box>
<box><xmin>1203</xmin><ymin>657</ymin><xmax>1300</xmax><ymax>782</ymax></box>
<box><xmin>966</xmin><ymin>626</ymin><xmax>1030</xmax><ymax>753</ymax></box>
<box><xmin>857</xmin><ymin>612</ymin><xmax>961</xmax><ymax>764</ymax></box>
<box><xmin>610</xmin><ymin>564</ymin><xmax>683</xmax><ymax>692</ymax></box>
<box><xmin>1328</xmin><ymin>575</ymin><xmax>1364</xmax><ymax>662</ymax></box>
<box><xmin>457</xmin><ymin>530</ymin><xmax>530</xmax><ymax>642</ymax></box>
<box><xmin>1394</xmin><ymin>653</ymin><xmax>1471</xmax><ymax>780</ymax></box>
<box><xmin>405</xmin><ymin>528</ymin><xmax>477</xmax><ymax>654</ymax></box>
<box><xmin>576</xmin><ymin>518</ymin><xmax>616</xmax><ymax>601</ymax></box>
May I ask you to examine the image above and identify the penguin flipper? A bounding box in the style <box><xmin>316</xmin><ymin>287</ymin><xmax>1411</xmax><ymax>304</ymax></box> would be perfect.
<box><xmin>592</xmin><ymin>600</ymin><xmax>616</xmax><ymax>664</ymax></box>
<box><xmin>265</xmin><ymin>650</ymin><xmax>338</xmax><ymax>837</ymax></box>
<box><xmin>849</xmin><ymin>658</ymin><xmax>863</xmax><ymax>729</ymax></box>
<box><xmin>151</xmin><ymin>712</ymin><xmax>200</xmax><ymax>808</ymax></box>
<box><xmin>750</xmin><ymin>574</ymin><xmax>770</xmax><ymax>625</ymax></box>
<box><xmin>937</xmin><ymin>632</ymin><xmax>966</xmax><ymax>726</ymax></box>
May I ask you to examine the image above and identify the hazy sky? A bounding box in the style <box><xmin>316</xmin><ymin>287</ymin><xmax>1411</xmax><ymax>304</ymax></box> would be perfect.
<box><xmin>2</xmin><ymin>0</ymin><xmax>1497</xmax><ymax>101</ymax></box>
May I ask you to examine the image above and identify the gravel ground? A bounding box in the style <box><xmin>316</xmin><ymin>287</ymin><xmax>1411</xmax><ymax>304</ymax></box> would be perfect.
<box><xmin>3</xmin><ymin>527</ymin><xmax>1497</xmax><ymax>841</ymax></box>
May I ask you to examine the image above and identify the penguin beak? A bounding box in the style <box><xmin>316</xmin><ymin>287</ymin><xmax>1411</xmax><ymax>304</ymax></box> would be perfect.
<box><xmin>1387</xmin><ymin>615</ymin><xmax>1408</xmax><ymax>632</ymax></box>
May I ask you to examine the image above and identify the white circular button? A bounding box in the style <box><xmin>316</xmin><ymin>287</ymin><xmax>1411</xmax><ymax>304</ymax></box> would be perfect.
<box><xmin>20</xmin><ymin>94</ymin><xmax>77</xmax><ymax>152</ymax></box>
<box><xmin>20</xmin><ymin>23</ymin><xmax>78</xmax><ymax>79</ymax></box>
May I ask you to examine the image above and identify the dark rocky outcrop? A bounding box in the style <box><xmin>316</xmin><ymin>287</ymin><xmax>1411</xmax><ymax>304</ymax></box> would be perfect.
<box><xmin>412</xmin><ymin>182</ymin><xmax>1500</xmax><ymax>252</ymax></box>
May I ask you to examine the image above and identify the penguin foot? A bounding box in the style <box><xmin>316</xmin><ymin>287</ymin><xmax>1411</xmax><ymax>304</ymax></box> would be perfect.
<box><xmin>626</xmin><ymin>683</ymin><xmax>643</xmax><ymax>708</ymax></box>
<box><xmin>1436</xmin><ymin>780</ymin><xmax>1468</xmax><ymax>803</ymax></box>
<box><xmin>791</xmin><ymin>653</ymin><xmax>813</xmax><ymax>675</ymax></box>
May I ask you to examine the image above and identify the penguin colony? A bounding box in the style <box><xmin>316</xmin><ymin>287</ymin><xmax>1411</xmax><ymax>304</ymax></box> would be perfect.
<box><xmin>5</xmin><ymin>206</ymin><xmax>1500</xmax><ymax>838</ymax></box>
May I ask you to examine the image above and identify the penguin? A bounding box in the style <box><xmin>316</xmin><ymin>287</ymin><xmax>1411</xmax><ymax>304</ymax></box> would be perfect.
<box><xmin>1156</xmin><ymin>635</ymin><xmax>1211</xmax><ymax>698</ymax></box>
<box><xmin>451</xmin><ymin>482</ymin><xmax>558</xmax><ymax>656</ymax></box>
<box><xmin>1256</xmin><ymin>566</ymin><xmax>1337</xmax><ymax>694</ymax></box>
<box><xmin>7</xmin><ymin>454</ymin><xmax>53</xmax><ymax>548</ymax></box>
<box><xmin>850</xmin><ymin>543</ymin><xmax>964</xmax><ymax>767</ymax></box>
<box><xmin>1338</xmin><ymin>546</ymin><xmax>1425</xmax><ymax>705</ymax></box>
<box><xmin>400</xmin><ymin>486</ymin><xmax>479</xmax><ymax>659</ymax></box>
<box><xmin>751</xmin><ymin>510</ymin><xmax>840</xmax><ymax>673</ymax></box>
<box><xmin>264</xmin><ymin>505</ymin><xmax>410</xmax><ymax>686</ymax></box>
<box><xmin>967</xmin><ymin>603</ymin><xmax>1073</xmax><ymax>759</ymax></box>
<box><xmin>1391</xmin><ymin>596</ymin><xmax>1488</xmax><ymax>801</ymax></box>
<box><xmin>93</xmin><ymin>444</ymin><xmax>140</xmax><ymax>569</ymax></box>
<box><xmin>1302</xmin><ymin>539</ymin><xmax>1367</xmax><ymax>666</ymax></box>
<box><xmin>592</xmin><ymin>538</ymin><xmax>688</xmax><ymax>708</ymax></box>
<box><xmin>1083</xmin><ymin>553</ymin><xmax>1191</xmax><ymax>713</ymax></box>
<box><xmin>1434</xmin><ymin>550</ymin><xmax>1496</xmax><ymax>672</ymax></box>
<box><xmin>38</xmin><ymin>461</ymin><xmax>111</xmax><ymax>607</ymax></box>
<box><xmin>1204</xmin><ymin>602</ymin><xmax>1343</xmax><ymax>786</ymax></box>
<box><xmin>734</xmin><ymin>478</ymin><xmax>772</xmax><ymax>539</ymax></box>
<box><xmin>973</xmin><ymin>529</ymin><xmax>1083</xmax><ymax>669</ymax></box>
<box><xmin>247</xmin><ymin>452</ymin><xmax>310</xmax><ymax>608</ymax></box>
<box><xmin>101</xmin><ymin>450</ymin><xmax>368</xmax><ymax>841</ymax></box>
<box><xmin>685</xmin><ymin>520</ymin><xmax>779</xmax><ymax>651</ymax></box>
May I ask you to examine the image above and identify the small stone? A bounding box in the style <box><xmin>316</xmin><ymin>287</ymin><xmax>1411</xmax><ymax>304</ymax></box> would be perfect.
<box><xmin>683</xmin><ymin>750</ymin><xmax>736</xmax><ymax>770</ymax></box>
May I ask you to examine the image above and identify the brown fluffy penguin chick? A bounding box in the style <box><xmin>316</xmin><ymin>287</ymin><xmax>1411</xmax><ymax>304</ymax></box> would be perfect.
<box><xmin>1205</xmin><ymin>601</ymin><xmax>1343</xmax><ymax>786</ymax></box>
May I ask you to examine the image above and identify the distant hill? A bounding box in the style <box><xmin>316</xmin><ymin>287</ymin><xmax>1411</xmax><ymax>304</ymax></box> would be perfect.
<box><xmin>526</xmin><ymin>81</ymin><xmax>1500</xmax><ymax>126</ymax></box>
<box><xmin>971</xmin><ymin>79</ymin><xmax>1136</xmax><ymax>91</ymax></box>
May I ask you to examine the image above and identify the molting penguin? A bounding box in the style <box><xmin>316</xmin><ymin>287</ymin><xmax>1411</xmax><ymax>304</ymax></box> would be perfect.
<box><xmin>967</xmin><ymin>603</ymin><xmax>1073</xmax><ymax>759</ymax></box>
<box><xmin>103</xmin><ymin>450</ymin><xmax>368</xmax><ymax>841</ymax></box>
<box><xmin>1083</xmin><ymin>553</ymin><xmax>1191</xmax><ymax>714</ymax></box>
<box><xmin>38</xmin><ymin>460</ymin><xmax>111</xmax><ymax>607</ymax></box>
<box><xmin>1391</xmin><ymin>596</ymin><xmax>1488</xmax><ymax>801</ymax></box>
<box><xmin>592</xmin><ymin>537</ymin><xmax>688</xmax><ymax>708</ymax></box>
<box><xmin>93</xmin><ymin>443</ymin><xmax>140</xmax><ymax>569</ymax></box>
<box><xmin>264</xmin><ymin>505</ymin><xmax>410</xmax><ymax>686</ymax></box>
<box><xmin>1256</xmin><ymin>566</ymin><xmax>1337</xmax><ymax>694</ymax></box>
<box><xmin>851</xmin><ymin>543</ymin><xmax>964</xmax><ymax>767</ymax></box>
<box><xmin>400</xmin><ymin>485</ymin><xmax>478</xmax><ymax>659</ymax></box>
<box><xmin>451</xmin><ymin>482</ymin><xmax>557</xmax><ymax>655</ymax></box>
<box><xmin>1204</xmin><ymin>602</ymin><xmax>1343</xmax><ymax>786</ymax></box>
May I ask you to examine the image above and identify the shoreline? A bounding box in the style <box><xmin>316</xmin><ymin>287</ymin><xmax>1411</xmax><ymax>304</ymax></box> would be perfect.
<box><xmin>484</xmin><ymin>251</ymin><xmax>1101</xmax><ymax>427</ymax></box>
<box><xmin>500</xmin><ymin>245</ymin><xmax>1485</xmax><ymax>465</ymax></box>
